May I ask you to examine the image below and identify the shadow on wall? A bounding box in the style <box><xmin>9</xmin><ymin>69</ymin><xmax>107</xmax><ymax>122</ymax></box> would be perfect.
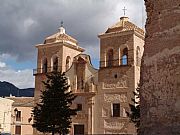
<box><xmin>0</xmin><ymin>133</ymin><xmax>11</xmax><ymax>135</ymax></box>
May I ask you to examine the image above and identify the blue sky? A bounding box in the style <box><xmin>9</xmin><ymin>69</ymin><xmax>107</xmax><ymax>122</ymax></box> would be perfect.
<box><xmin>0</xmin><ymin>0</ymin><xmax>146</xmax><ymax>88</ymax></box>
<box><xmin>5</xmin><ymin>58</ymin><xmax>35</xmax><ymax>70</ymax></box>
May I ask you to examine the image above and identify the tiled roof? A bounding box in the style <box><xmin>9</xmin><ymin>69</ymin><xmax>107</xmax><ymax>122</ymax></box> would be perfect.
<box><xmin>44</xmin><ymin>32</ymin><xmax>78</xmax><ymax>45</ymax></box>
<box><xmin>6</xmin><ymin>97</ymin><xmax>34</xmax><ymax>107</ymax></box>
<box><xmin>105</xmin><ymin>17</ymin><xmax>144</xmax><ymax>35</ymax></box>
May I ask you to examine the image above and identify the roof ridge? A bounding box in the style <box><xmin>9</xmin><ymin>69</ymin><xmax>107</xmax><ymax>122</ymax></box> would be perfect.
<box><xmin>44</xmin><ymin>31</ymin><xmax>78</xmax><ymax>45</ymax></box>
<box><xmin>105</xmin><ymin>19</ymin><xmax>144</xmax><ymax>34</ymax></box>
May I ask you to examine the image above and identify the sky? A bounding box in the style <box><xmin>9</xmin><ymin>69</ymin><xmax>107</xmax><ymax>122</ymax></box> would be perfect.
<box><xmin>0</xmin><ymin>0</ymin><xmax>146</xmax><ymax>88</ymax></box>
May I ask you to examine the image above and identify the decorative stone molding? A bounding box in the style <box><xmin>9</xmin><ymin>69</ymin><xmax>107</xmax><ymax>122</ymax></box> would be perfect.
<box><xmin>103</xmin><ymin>76</ymin><xmax>128</xmax><ymax>89</ymax></box>
<box><xmin>105</xmin><ymin>130</ymin><xmax>127</xmax><ymax>134</ymax></box>
<box><xmin>104</xmin><ymin>120</ymin><xmax>125</xmax><ymax>130</ymax></box>
<box><xmin>104</xmin><ymin>94</ymin><xmax>127</xmax><ymax>103</ymax></box>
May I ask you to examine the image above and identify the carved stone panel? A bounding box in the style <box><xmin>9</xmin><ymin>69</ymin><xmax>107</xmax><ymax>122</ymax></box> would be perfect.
<box><xmin>104</xmin><ymin>120</ymin><xmax>125</xmax><ymax>130</ymax></box>
<box><xmin>103</xmin><ymin>76</ymin><xmax>128</xmax><ymax>89</ymax></box>
<box><xmin>104</xmin><ymin>94</ymin><xmax>127</xmax><ymax>103</ymax></box>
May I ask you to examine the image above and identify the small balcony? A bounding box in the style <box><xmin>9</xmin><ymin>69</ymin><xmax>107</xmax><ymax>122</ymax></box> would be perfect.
<box><xmin>72</xmin><ymin>82</ymin><xmax>96</xmax><ymax>97</ymax></box>
<box><xmin>13</xmin><ymin>117</ymin><xmax>23</xmax><ymax>124</ymax></box>
<box><xmin>99</xmin><ymin>58</ymin><xmax>134</xmax><ymax>68</ymax></box>
<box><xmin>75</xmin><ymin>111</ymin><xmax>88</xmax><ymax>119</ymax></box>
<box><xmin>33</xmin><ymin>66</ymin><xmax>62</xmax><ymax>75</ymax></box>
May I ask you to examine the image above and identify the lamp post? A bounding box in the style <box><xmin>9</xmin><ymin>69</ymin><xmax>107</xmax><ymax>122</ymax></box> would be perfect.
<box><xmin>14</xmin><ymin>108</ymin><xmax>18</xmax><ymax>122</ymax></box>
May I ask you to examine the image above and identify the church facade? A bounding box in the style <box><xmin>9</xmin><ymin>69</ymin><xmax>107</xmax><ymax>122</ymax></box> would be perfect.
<box><xmin>33</xmin><ymin>16</ymin><xmax>144</xmax><ymax>134</ymax></box>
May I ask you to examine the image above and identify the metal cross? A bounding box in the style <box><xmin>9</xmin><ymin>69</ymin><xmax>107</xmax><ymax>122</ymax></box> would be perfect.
<box><xmin>61</xmin><ymin>21</ymin><xmax>63</xmax><ymax>27</ymax></box>
<box><xmin>122</xmin><ymin>7</ymin><xmax>127</xmax><ymax>16</ymax></box>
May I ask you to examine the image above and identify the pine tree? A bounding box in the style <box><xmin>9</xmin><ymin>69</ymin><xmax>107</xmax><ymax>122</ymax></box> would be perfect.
<box><xmin>127</xmin><ymin>84</ymin><xmax>140</xmax><ymax>134</ymax></box>
<box><xmin>32</xmin><ymin>72</ymin><xmax>77</xmax><ymax>135</ymax></box>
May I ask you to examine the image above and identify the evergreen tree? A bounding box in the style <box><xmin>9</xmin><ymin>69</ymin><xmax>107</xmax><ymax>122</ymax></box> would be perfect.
<box><xmin>127</xmin><ymin>84</ymin><xmax>140</xmax><ymax>134</ymax></box>
<box><xmin>32</xmin><ymin>72</ymin><xmax>77</xmax><ymax>135</ymax></box>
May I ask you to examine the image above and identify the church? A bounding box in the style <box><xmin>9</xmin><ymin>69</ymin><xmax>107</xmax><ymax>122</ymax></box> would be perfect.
<box><xmin>33</xmin><ymin>16</ymin><xmax>144</xmax><ymax>134</ymax></box>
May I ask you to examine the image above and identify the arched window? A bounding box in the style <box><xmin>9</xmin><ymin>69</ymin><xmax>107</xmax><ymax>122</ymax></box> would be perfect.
<box><xmin>122</xmin><ymin>48</ymin><xmax>128</xmax><ymax>65</ymax></box>
<box><xmin>66</xmin><ymin>56</ymin><xmax>71</xmax><ymax>71</ymax></box>
<box><xmin>53</xmin><ymin>56</ymin><xmax>58</xmax><ymax>72</ymax></box>
<box><xmin>136</xmin><ymin>46</ymin><xmax>141</xmax><ymax>66</ymax></box>
<box><xmin>42</xmin><ymin>58</ymin><xmax>47</xmax><ymax>73</ymax></box>
<box><xmin>107</xmin><ymin>49</ymin><xmax>114</xmax><ymax>67</ymax></box>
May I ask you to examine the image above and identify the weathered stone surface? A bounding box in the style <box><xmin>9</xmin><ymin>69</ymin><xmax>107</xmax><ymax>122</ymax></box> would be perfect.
<box><xmin>140</xmin><ymin>0</ymin><xmax>180</xmax><ymax>134</ymax></box>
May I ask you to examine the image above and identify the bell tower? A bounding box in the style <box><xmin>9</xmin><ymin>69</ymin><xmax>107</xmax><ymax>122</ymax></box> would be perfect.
<box><xmin>96</xmin><ymin>17</ymin><xmax>145</xmax><ymax>134</ymax></box>
<box><xmin>98</xmin><ymin>16</ymin><xmax>144</xmax><ymax>84</ymax></box>
<box><xmin>33</xmin><ymin>24</ymin><xmax>85</xmax><ymax>102</ymax></box>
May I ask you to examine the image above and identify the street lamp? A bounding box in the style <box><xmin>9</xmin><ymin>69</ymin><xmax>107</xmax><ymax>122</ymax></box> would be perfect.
<box><xmin>14</xmin><ymin>108</ymin><xmax>18</xmax><ymax>115</ymax></box>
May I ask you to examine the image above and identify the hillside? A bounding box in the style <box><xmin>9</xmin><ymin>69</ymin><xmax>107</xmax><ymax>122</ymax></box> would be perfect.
<box><xmin>0</xmin><ymin>81</ymin><xmax>34</xmax><ymax>97</ymax></box>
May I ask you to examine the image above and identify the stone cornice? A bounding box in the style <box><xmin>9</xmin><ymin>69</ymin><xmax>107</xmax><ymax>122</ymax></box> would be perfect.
<box><xmin>98</xmin><ymin>29</ymin><xmax>145</xmax><ymax>40</ymax></box>
<box><xmin>35</xmin><ymin>41</ymin><xmax>85</xmax><ymax>52</ymax></box>
<box><xmin>134</xmin><ymin>30</ymin><xmax>145</xmax><ymax>40</ymax></box>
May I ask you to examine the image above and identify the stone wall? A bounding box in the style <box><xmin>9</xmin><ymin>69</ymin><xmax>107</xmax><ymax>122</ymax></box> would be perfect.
<box><xmin>140</xmin><ymin>0</ymin><xmax>180</xmax><ymax>134</ymax></box>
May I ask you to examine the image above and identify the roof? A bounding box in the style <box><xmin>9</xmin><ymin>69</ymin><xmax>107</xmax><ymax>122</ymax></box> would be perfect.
<box><xmin>6</xmin><ymin>97</ymin><xmax>34</xmax><ymax>107</ymax></box>
<box><xmin>44</xmin><ymin>27</ymin><xmax>78</xmax><ymax>45</ymax></box>
<box><xmin>105</xmin><ymin>17</ymin><xmax>144</xmax><ymax>35</ymax></box>
<box><xmin>0</xmin><ymin>97</ymin><xmax>14</xmax><ymax>103</ymax></box>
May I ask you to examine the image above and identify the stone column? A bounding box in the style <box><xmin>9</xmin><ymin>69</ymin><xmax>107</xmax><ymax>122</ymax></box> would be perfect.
<box><xmin>140</xmin><ymin>0</ymin><xmax>180</xmax><ymax>135</ymax></box>
<box><xmin>87</xmin><ymin>98</ymin><xmax>94</xmax><ymax>134</ymax></box>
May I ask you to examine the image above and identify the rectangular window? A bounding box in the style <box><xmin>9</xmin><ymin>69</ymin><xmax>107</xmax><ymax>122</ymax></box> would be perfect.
<box><xmin>74</xmin><ymin>124</ymin><xmax>84</xmax><ymax>135</ymax></box>
<box><xmin>112</xmin><ymin>103</ymin><xmax>120</xmax><ymax>117</ymax></box>
<box><xmin>16</xmin><ymin>111</ymin><xmax>21</xmax><ymax>121</ymax></box>
<box><xmin>77</xmin><ymin>104</ymin><xmax>82</xmax><ymax>111</ymax></box>
<box><xmin>15</xmin><ymin>125</ymin><xmax>21</xmax><ymax>135</ymax></box>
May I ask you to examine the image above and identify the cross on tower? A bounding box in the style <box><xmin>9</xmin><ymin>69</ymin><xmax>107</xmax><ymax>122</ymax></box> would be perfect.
<box><xmin>122</xmin><ymin>7</ymin><xmax>127</xmax><ymax>16</ymax></box>
<box><xmin>61</xmin><ymin>21</ymin><xmax>63</xmax><ymax>27</ymax></box>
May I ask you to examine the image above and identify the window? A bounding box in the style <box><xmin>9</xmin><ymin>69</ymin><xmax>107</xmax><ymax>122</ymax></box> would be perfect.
<box><xmin>107</xmin><ymin>49</ymin><xmax>114</xmax><ymax>67</ymax></box>
<box><xmin>16</xmin><ymin>111</ymin><xmax>21</xmax><ymax>121</ymax></box>
<box><xmin>74</xmin><ymin>124</ymin><xmax>84</xmax><ymax>135</ymax></box>
<box><xmin>77</xmin><ymin>104</ymin><xmax>82</xmax><ymax>111</ymax></box>
<box><xmin>15</xmin><ymin>125</ymin><xmax>21</xmax><ymax>135</ymax></box>
<box><xmin>122</xmin><ymin>48</ymin><xmax>128</xmax><ymax>65</ymax></box>
<box><xmin>53</xmin><ymin>56</ymin><xmax>58</xmax><ymax>71</ymax></box>
<box><xmin>66</xmin><ymin>56</ymin><xmax>71</xmax><ymax>71</ymax></box>
<box><xmin>42</xmin><ymin>58</ymin><xmax>48</xmax><ymax>73</ymax></box>
<box><xmin>112</xmin><ymin>103</ymin><xmax>120</xmax><ymax>117</ymax></box>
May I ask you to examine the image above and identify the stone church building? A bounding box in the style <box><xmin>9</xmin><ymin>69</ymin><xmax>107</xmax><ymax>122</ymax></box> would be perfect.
<box><xmin>33</xmin><ymin>16</ymin><xmax>144</xmax><ymax>134</ymax></box>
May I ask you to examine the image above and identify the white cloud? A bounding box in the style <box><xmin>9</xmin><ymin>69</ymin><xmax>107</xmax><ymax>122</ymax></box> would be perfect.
<box><xmin>0</xmin><ymin>62</ymin><xmax>6</xmax><ymax>68</ymax></box>
<box><xmin>23</xmin><ymin>18</ymin><xmax>36</xmax><ymax>32</ymax></box>
<box><xmin>0</xmin><ymin>60</ymin><xmax>34</xmax><ymax>89</ymax></box>
<box><xmin>0</xmin><ymin>53</ymin><xmax>11</xmax><ymax>61</ymax></box>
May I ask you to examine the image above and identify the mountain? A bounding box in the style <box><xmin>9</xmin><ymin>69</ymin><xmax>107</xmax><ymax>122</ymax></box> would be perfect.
<box><xmin>0</xmin><ymin>81</ymin><xmax>34</xmax><ymax>97</ymax></box>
